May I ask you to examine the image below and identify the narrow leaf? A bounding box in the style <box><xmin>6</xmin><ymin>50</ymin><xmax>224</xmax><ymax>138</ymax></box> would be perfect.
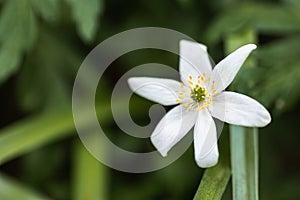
<box><xmin>0</xmin><ymin>108</ymin><xmax>74</xmax><ymax>165</ymax></box>
<box><xmin>0</xmin><ymin>97</ymin><xmax>126</xmax><ymax>165</ymax></box>
<box><xmin>0</xmin><ymin>173</ymin><xmax>50</xmax><ymax>200</ymax></box>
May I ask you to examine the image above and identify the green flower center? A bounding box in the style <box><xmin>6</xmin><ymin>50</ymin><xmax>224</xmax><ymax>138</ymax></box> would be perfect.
<box><xmin>190</xmin><ymin>85</ymin><xmax>206</xmax><ymax>103</ymax></box>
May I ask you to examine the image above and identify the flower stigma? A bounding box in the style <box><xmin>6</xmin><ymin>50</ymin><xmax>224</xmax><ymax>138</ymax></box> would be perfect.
<box><xmin>190</xmin><ymin>85</ymin><xmax>207</xmax><ymax>103</ymax></box>
<box><xmin>174</xmin><ymin>73</ymin><xmax>218</xmax><ymax>111</ymax></box>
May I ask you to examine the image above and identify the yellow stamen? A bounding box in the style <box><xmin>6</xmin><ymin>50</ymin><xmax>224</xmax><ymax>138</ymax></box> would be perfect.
<box><xmin>188</xmin><ymin>80</ymin><xmax>193</xmax><ymax>85</ymax></box>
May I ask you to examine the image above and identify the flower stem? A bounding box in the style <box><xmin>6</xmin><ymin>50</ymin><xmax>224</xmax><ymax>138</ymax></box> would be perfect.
<box><xmin>230</xmin><ymin>126</ymin><xmax>259</xmax><ymax>200</ymax></box>
<box><xmin>226</xmin><ymin>29</ymin><xmax>259</xmax><ymax>200</ymax></box>
<box><xmin>72</xmin><ymin>140</ymin><xmax>107</xmax><ymax>200</ymax></box>
<box><xmin>193</xmin><ymin>132</ymin><xmax>231</xmax><ymax>200</ymax></box>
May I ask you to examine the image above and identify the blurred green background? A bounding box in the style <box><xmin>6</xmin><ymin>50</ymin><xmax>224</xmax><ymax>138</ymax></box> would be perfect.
<box><xmin>0</xmin><ymin>0</ymin><xmax>300</xmax><ymax>199</ymax></box>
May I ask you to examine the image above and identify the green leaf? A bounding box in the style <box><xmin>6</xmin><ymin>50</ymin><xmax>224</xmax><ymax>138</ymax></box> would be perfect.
<box><xmin>230</xmin><ymin>126</ymin><xmax>259</xmax><ymax>200</ymax></box>
<box><xmin>30</xmin><ymin>0</ymin><xmax>60</xmax><ymax>22</ymax></box>
<box><xmin>205</xmin><ymin>3</ymin><xmax>300</xmax><ymax>45</ymax></box>
<box><xmin>247</xmin><ymin>37</ymin><xmax>300</xmax><ymax>113</ymax></box>
<box><xmin>253</xmin><ymin>59</ymin><xmax>300</xmax><ymax>114</ymax></box>
<box><xmin>0</xmin><ymin>0</ymin><xmax>38</xmax><ymax>84</ymax></box>
<box><xmin>0</xmin><ymin>95</ymin><xmax>128</xmax><ymax>165</ymax></box>
<box><xmin>16</xmin><ymin>28</ymin><xmax>81</xmax><ymax>112</ymax></box>
<box><xmin>0</xmin><ymin>43</ymin><xmax>22</xmax><ymax>84</ymax></box>
<box><xmin>65</xmin><ymin>0</ymin><xmax>103</xmax><ymax>43</ymax></box>
<box><xmin>0</xmin><ymin>173</ymin><xmax>50</xmax><ymax>200</ymax></box>
<box><xmin>193</xmin><ymin>132</ymin><xmax>231</xmax><ymax>200</ymax></box>
<box><xmin>72</xmin><ymin>141</ymin><xmax>107</xmax><ymax>200</ymax></box>
<box><xmin>0</xmin><ymin>108</ymin><xmax>74</xmax><ymax>165</ymax></box>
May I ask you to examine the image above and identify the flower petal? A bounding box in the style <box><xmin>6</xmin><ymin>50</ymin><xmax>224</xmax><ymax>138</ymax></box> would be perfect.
<box><xmin>194</xmin><ymin>109</ymin><xmax>219</xmax><ymax>168</ymax></box>
<box><xmin>179</xmin><ymin>40</ymin><xmax>212</xmax><ymax>85</ymax></box>
<box><xmin>151</xmin><ymin>105</ymin><xmax>197</xmax><ymax>156</ymax></box>
<box><xmin>128</xmin><ymin>77</ymin><xmax>182</xmax><ymax>106</ymax></box>
<box><xmin>210</xmin><ymin>91</ymin><xmax>271</xmax><ymax>127</ymax></box>
<box><xmin>212</xmin><ymin>44</ymin><xmax>257</xmax><ymax>92</ymax></box>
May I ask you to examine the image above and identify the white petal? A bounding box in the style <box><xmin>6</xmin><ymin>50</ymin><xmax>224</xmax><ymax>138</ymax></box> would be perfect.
<box><xmin>151</xmin><ymin>105</ymin><xmax>197</xmax><ymax>156</ymax></box>
<box><xmin>210</xmin><ymin>91</ymin><xmax>271</xmax><ymax>127</ymax></box>
<box><xmin>194</xmin><ymin>109</ymin><xmax>219</xmax><ymax>168</ymax></box>
<box><xmin>179</xmin><ymin>40</ymin><xmax>212</xmax><ymax>86</ymax></box>
<box><xmin>212</xmin><ymin>44</ymin><xmax>257</xmax><ymax>92</ymax></box>
<box><xmin>128</xmin><ymin>77</ymin><xmax>182</xmax><ymax>106</ymax></box>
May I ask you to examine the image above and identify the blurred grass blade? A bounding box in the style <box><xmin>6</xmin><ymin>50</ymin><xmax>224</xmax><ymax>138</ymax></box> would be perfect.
<box><xmin>230</xmin><ymin>126</ymin><xmax>259</xmax><ymax>200</ymax></box>
<box><xmin>73</xmin><ymin>140</ymin><xmax>107</xmax><ymax>200</ymax></box>
<box><xmin>0</xmin><ymin>98</ymin><xmax>124</xmax><ymax>165</ymax></box>
<box><xmin>0</xmin><ymin>173</ymin><xmax>50</xmax><ymax>200</ymax></box>
<box><xmin>0</xmin><ymin>108</ymin><xmax>74</xmax><ymax>165</ymax></box>
<box><xmin>193</xmin><ymin>132</ymin><xmax>231</xmax><ymax>200</ymax></box>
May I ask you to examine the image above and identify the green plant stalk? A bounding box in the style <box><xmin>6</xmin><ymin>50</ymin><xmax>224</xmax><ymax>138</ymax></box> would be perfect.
<box><xmin>193</xmin><ymin>132</ymin><xmax>231</xmax><ymax>200</ymax></box>
<box><xmin>226</xmin><ymin>30</ymin><xmax>259</xmax><ymax>200</ymax></box>
<box><xmin>72</xmin><ymin>140</ymin><xmax>107</xmax><ymax>200</ymax></box>
<box><xmin>230</xmin><ymin>126</ymin><xmax>258</xmax><ymax>200</ymax></box>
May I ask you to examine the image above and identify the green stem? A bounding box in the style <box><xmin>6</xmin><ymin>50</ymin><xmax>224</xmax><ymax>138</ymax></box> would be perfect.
<box><xmin>230</xmin><ymin>126</ymin><xmax>259</xmax><ymax>200</ymax></box>
<box><xmin>193</xmin><ymin>132</ymin><xmax>231</xmax><ymax>200</ymax></box>
<box><xmin>226</xmin><ymin>29</ymin><xmax>259</xmax><ymax>200</ymax></box>
<box><xmin>72</xmin><ymin>140</ymin><xmax>107</xmax><ymax>200</ymax></box>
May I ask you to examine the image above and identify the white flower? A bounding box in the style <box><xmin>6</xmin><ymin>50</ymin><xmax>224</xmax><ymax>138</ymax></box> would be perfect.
<box><xmin>128</xmin><ymin>40</ymin><xmax>271</xmax><ymax>168</ymax></box>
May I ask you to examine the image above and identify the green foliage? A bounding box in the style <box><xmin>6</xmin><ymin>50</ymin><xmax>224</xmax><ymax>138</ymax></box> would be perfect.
<box><xmin>0</xmin><ymin>0</ymin><xmax>37</xmax><ymax>84</ymax></box>
<box><xmin>30</xmin><ymin>0</ymin><xmax>60</xmax><ymax>22</ymax></box>
<box><xmin>253</xmin><ymin>38</ymin><xmax>300</xmax><ymax>114</ymax></box>
<box><xmin>0</xmin><ymin>108</ymin><xmax>73</xmax><ymax>165</ymax></box>
<box><xmin>0</xmin><ymin>173</ymin><xmax>50</xmax><ymax>200</ymax></box>
<box><xmin>0</xmin><ymin>0</ymin><xmax>102</xmax><ymax>85</ymax></box>
<box><xmin>0</xmin><ymin>0</ymin><xmax>299</xmax><ymax>199</ymax></box>
<box><xmin>16</xmin><ymin>29</ymin><xmax>80</xmax><ymax>112</ymax></box>
<box><xmin>205</xmin><ymin>2</ymin><xmax>300</xmax><ymax>45</ymax></box>
<box><xmin>206</xmin><ymin>1</ymin><xmax>300</xmax><ymax>114</ymax></box>
<box><xmin>66</xmin><ymin>0</ymin><xmax>103</xmax><ymax>43</ymax></box>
